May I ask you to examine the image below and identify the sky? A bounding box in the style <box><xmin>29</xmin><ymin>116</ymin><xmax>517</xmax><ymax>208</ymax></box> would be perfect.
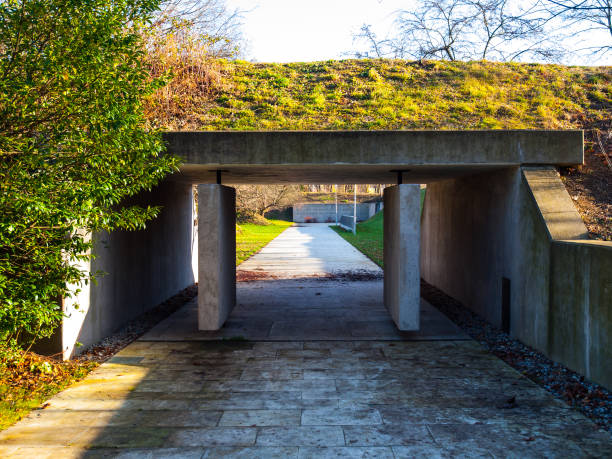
<box><xmin>226</xmin><ymin>0</ymin><xmax>410</xmax><ymax>62</ymax></box>
<box><xmin>226</xmin><ymin>0</ymin><xmax>611</xmax><ymax>65</ymax></box>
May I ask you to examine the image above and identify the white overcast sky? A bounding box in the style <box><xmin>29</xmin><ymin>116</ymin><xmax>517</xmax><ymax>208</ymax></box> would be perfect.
<box><xmin>226</xmin><ymin>0</ymin><xmax>611</xmax><ymax>65</ymax></box>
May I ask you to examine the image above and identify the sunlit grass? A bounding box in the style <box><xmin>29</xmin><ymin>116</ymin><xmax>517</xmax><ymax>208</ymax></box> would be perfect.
<box><xmin>236</xmin><ymin>219</ymin><xmax>293</xmax><ymax>265</ymax></box>
<box><xmin>147</xmin><ymin>59</ymin><xmax>611</xmax><ymax>133</ymax></box>
<box><xmin>332</xmin><ymin>211</ymin><xmax>384</xmax><ymax>268</ymax></box>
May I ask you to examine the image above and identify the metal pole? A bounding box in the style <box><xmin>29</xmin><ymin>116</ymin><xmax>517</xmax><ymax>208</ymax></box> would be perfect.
<box><xmin>353</xmin><ymin>184</ymin><xmax>357</xmax><ymax>234</ymax></box>
<box><xmin>335</xmin><ymin>185</ymin><xmax>338</xmax><ymax>225</ymax></box>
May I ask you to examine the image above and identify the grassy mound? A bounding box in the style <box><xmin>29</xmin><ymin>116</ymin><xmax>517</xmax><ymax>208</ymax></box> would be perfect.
<box><xmin>148</xmin><ymin>59</ymin><xmax>610</xmax><ymax>132</ymax></box>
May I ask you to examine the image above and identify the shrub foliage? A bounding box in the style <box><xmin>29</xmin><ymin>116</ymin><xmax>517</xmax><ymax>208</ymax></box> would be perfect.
<box><xmin>0</xmin><ymin>0</ymin><xmax>178</xmax><ymax>347</ymax></box>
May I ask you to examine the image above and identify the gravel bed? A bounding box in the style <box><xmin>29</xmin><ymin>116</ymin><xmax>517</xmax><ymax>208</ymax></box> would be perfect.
<box><xmin>421</xmin><ymin>280</ymin><xmax>612</xmax><ymax>433</ymax></box>
<box><xmin>78</xmin><ymin>284</ymin><xmax>197</xmax><ymax>363</ymax></box>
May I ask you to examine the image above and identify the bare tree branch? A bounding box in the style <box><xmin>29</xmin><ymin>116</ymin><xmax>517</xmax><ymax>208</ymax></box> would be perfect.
<box><xmin>352</xmin><ymin>0</ymin><xmax>562</xmax><ymax>62</ymax></box>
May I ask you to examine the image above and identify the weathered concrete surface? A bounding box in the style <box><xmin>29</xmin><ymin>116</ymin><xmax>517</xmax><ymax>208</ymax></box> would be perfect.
<box><xmin>198</xmin><ymin>185</ymin><xmax>236</xmax><ymax>330</ymax></box>
<box><xmin>421</xmin><ymin>166</ymin><xmax>612</xmax><ymax>389</ymax></box>
<box><xmin>550</xmin><ymin>240</ymin><xmax>612</xmax><ymax>389</ymax></box>
<box><xmin>237</xmin><ymin>224</ymin><xmax>381</xmax><ymax>278</ymax></box>
<box><xmin>293</xmin><ymin>202</ymin><xmax>380</xmax><ymax>223</ymax></box>
<box><xmin>165</xmin><ymin>130</ymin><xmax>583</xmax><ymax>184</ymax></box>
<box><xmin>522</xmin><ymin>168</ymin><xmax>589</xmax><ymax>240</ymax></box>
<box><xmin>2</xmin><ymin>340</ymin><xmax>610</xmax><ymax>457</ymax></box>
<box><xmin>142</xmin><ymin>280</ymin><xmax>466</xmax><ymax>341</ymax></box>
<box><xmin>421</xmin><ymin>168</ymin><xmax>519</xmax><ymax>330</ymax></box>
<box><xmin>36</xmin><ymin>181</ymin><xmax>196</xmax><ymax>359</ymax></box>
<box><xmin>384</xmin><ymin>185</ymin><xmax>420</xmax><ymax>331</ymax></box>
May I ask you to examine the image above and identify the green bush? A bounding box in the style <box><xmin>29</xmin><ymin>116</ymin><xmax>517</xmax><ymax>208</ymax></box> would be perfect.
<box><xmin>0</xmin><ymin>0</ymin><xmax>177</xmax><ymax>347</ymax></box>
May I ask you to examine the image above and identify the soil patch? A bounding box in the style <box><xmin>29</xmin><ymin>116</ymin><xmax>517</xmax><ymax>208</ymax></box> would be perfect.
<box><xmin>237</xmin><ymin>270</ymin><xmax>383</xmax><ymax>282</ymax></box>
<box><xmin>560</xmin><ymin>133</ymin><xmax>612</xmax><ymax>241</ymax></box>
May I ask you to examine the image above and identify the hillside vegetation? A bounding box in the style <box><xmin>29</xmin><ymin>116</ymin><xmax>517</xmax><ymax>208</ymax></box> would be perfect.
<box><xmin>146</xmin><ymin>59</ymin><xmax>611</xmax><ymax>239</ymax></box>
<box><xmin>147</xmin><ymin>59</ymin><xmax>610</xmax><ymax>131</ymax></box>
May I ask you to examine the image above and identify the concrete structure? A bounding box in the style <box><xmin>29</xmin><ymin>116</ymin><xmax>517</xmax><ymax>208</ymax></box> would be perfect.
<box><xmin>198</xmin><ymin>185</ymin><xmax>236</xmax><ymax>330</ymax></box>
<box><xmin>293</xmin><ymin>202</ymin><xmax>380</xmax><ymax>223</ymax></box>
<box><xmin>38</xmin><ymin>180</ymin><xmax>196</xmax><ymax>359</ymax></box>
<box><xmin>384</xmin><ymin>185</ymin><xmax>421</xmax><ymax>330</ymax></box>
<box><xmin>47</xmin><ymin>130</ymin><xmax>611</xmax><ymax>389</ymax></box>
<box><xmin>421</xmin><ymin>166</ymin><xmax>612</xmax><ymax>388</ymax></box>
<box><xmin>166</xmin><ymin>130</ymin><xmax>582</xmax><ymax>184</ymax></box>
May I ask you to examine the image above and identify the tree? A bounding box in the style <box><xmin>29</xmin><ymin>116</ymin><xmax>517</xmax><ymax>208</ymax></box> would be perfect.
<box><xmin>544</xmin><ymin>0</ymin><xmax>612</xmax><ymax>56</ymax></box>
<box><xmin>235</xmin><ymin>185</ymin><xmax>300</xmax><ymax>221</ymax></box>
<box><xmin>354</xmin><ymin>0</ymin><xmax>561</xmax><ymax>62</ymax></box>
<box><xmin>153</xmin><ymin>0</ymin><xmax>244</xmax><ymax>58</ymax></box>
<box><xmin>0</xmin><ymin>0</ymin><xmax>178</xmax><ymax>347</ymax></box>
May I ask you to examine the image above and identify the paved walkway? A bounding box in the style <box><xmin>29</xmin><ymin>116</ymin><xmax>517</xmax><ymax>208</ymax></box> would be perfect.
<box><xmin>1</xmin><ymin>223</ymin><xmax>610</xmax><ymax>457</ymax></box>
<box><xmin>238</xmin><ymin>223</ymin><xmax>381</xmax><ymax>278</ymax></box>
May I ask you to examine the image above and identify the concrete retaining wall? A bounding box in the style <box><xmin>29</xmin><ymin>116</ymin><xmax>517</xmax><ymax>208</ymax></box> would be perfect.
<box><xmin>293</xmin><ymin>202</ymin><xmax>380</xmax><ymax>223</ymax></box>
<box><xmin>421</xmin><ymin>168</ymin><xmax>519</xmax><ymax>327</ymax></box>
<box><xmin>549</xmin><ymin>241</ymin><xmax>612</xmax><ymax>387</ymax></box>
<box><xmin>40</xmin><ymin>180</ymin><xmax>196</xmax><ymax>359</ymax></box>
<box><xmin>421</xmin><ymin>166</ymin><xmax>612</xmax><ymax>389</ymax></box>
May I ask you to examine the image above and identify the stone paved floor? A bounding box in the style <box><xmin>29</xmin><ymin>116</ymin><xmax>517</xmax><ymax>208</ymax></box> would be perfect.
<box><xmin>142</xmin><ymin>280</ymin><xmax>467</xmax><ymax>341</ymax></box>
<box><xmin>1</xmin><ymin>340</ymin><xmax>610</xmax><ymax>458</ymax></box>
<box><xmin>2</xmin><ymin>225</ymin><xmax>610</xmax><ymax>457</ymax></box>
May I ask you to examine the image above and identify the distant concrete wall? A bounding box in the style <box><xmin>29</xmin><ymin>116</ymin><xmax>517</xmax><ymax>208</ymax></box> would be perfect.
<box><xmin>293</xmin><ymin>202</ymin><xmax>380</xmax><ymax>223</ymax></box>
<box><xmin>421</xmin><ymin>166</ymin><xmax>612</xmax><ymax>388</ymax></box>
<box><xmin>50</xmin><ymin>180</ymin><xmax>196</xmax><ymax>359</ymax></box>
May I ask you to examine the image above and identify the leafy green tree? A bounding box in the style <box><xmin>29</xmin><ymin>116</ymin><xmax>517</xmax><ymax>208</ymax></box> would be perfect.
<box><xmin>0</xmin><ymin>0</ymin><xmax>178</xmax><ymax>347</ymax></box>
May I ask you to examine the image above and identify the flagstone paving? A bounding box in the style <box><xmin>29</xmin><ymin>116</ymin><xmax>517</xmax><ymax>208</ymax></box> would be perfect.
<box><xmin>1</xmin><ymin>339</ymin><xmax>610</xmax><ymax>458</ymax></box>
<box><xmin>2</xmin><ymin>224</ymin><xmax>611</xmax><ymax>457</ymax></box>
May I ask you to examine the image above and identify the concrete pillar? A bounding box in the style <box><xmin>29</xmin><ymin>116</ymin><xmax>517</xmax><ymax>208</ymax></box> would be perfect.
<box><xmin>384</xmin><ymin>184</ymin><xmax>421</xmax><ymax>331</ymax></box>
<box><xmin>198</xmin><ymin>184</ymin><xmax>236</xmax><ymax>330</ymax></box>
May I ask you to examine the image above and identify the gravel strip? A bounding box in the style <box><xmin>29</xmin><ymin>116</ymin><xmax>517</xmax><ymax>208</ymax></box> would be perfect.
<box><xmin>421</xmin><ymin>279</ymin><xmax>612</xmax><ymax>433</ymax></box>
<box><xmin>78</xmin><ymin>284</ymin><xmax>197</xmax><ymax>363</ymax></box>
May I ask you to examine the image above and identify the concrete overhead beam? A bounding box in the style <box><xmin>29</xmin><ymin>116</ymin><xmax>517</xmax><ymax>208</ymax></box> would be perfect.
<box><xmin>164</xmin><ymin>130</ymin><xmax>583</xmax><ymax>184</ymax></box>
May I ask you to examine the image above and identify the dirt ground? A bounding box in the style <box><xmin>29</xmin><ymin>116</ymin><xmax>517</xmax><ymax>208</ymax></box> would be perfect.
<box><xmin>560</xmin><ymin>131</ymin><xmax>612</xmax><ymax>241</ymax></box>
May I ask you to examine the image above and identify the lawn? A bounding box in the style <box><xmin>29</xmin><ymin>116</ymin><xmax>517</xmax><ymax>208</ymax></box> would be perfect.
<box><xmin>236</xmin><ymin>219</ymin><xmax>293</xmax><ymax>265</ymax></box>
<box><xmin>332</xmin><ymin>188</ymin><xmax>425</xmax><ymax>268</ymax></box>
<box><xmin>332</xmin><ymin>210</ymin><xmax>384</xmax><ymax>268</ymax></box>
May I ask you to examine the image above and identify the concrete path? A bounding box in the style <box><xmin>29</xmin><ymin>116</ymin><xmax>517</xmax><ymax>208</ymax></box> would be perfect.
<box><xmin>237</xmin><ymin>223</ymin><xmax>381</xmax><ymax>278</ymax></box>
<box><xmin>1</xmin><ymin>224</ymin><xmax>610</xmax><ymax>457</ymax></box>
<box><xmin>1</xmin><ymin>341</ymin><xmax>610</xmax><ymax>457</ymax></box>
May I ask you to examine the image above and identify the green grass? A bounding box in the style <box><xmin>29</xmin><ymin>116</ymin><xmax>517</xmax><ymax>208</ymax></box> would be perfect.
<box><xmin>151</xmin><ymin>59</ymin><xmax>611</xmax><ymax>133</ymax></box>
<box><xmin>332</xmin><ymin>189</ymin><xmax>425</xmax><ymax>268</ymax></box>
<box><xmin>332</xmin><ymin>210</ymin><xmax>384</xmax><ymax>267</ymax></box>
<box><xmin>236</xmin><ymin>219</ymin><xmax>293</xmax><ymax>265</ymax></box>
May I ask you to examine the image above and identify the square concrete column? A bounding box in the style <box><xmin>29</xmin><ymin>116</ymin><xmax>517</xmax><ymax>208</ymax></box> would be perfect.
<box><xmin>384</xmin><ymin>184</ymin><xmax>421</xmax><ymax>331</ymax></box>
<box><xmin>198</xmin><ymin>184</ymin><xmax>236</xmax><ymax>330</ymax></box>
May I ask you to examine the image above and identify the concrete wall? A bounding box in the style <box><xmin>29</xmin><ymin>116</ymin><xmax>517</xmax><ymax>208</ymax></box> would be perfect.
<box><xmin>293</xmin><ymin>202</ymin><xmax>380</xmax><ymax>223</ymax></box>
<box><xmin>421</xmin><ymin>167</ymin><xmax>520</xmax><ymax>327</ymax></box>
<box><xmin>549</xmin><ymin>241</ymin><xmax>612</xmax><ymax>387</ymax></box>
<box><xmin>384</xmin><ymin>185</ymin><xmax>420</xmax><ymax>331</ymax></box>
<box><xmin>45</xmin><ymin>180</ymin><xmax>196</xmax><ymax>359</ymax></box>
<box><xmin>421</xmin><ymin>166</ymin><xmax>612</xmax><ymax>388</ymax></box>
<box><xmin>198</xmin><ymin>185</ymin><xmax>236</xmax><ymax>330</ymax></box>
